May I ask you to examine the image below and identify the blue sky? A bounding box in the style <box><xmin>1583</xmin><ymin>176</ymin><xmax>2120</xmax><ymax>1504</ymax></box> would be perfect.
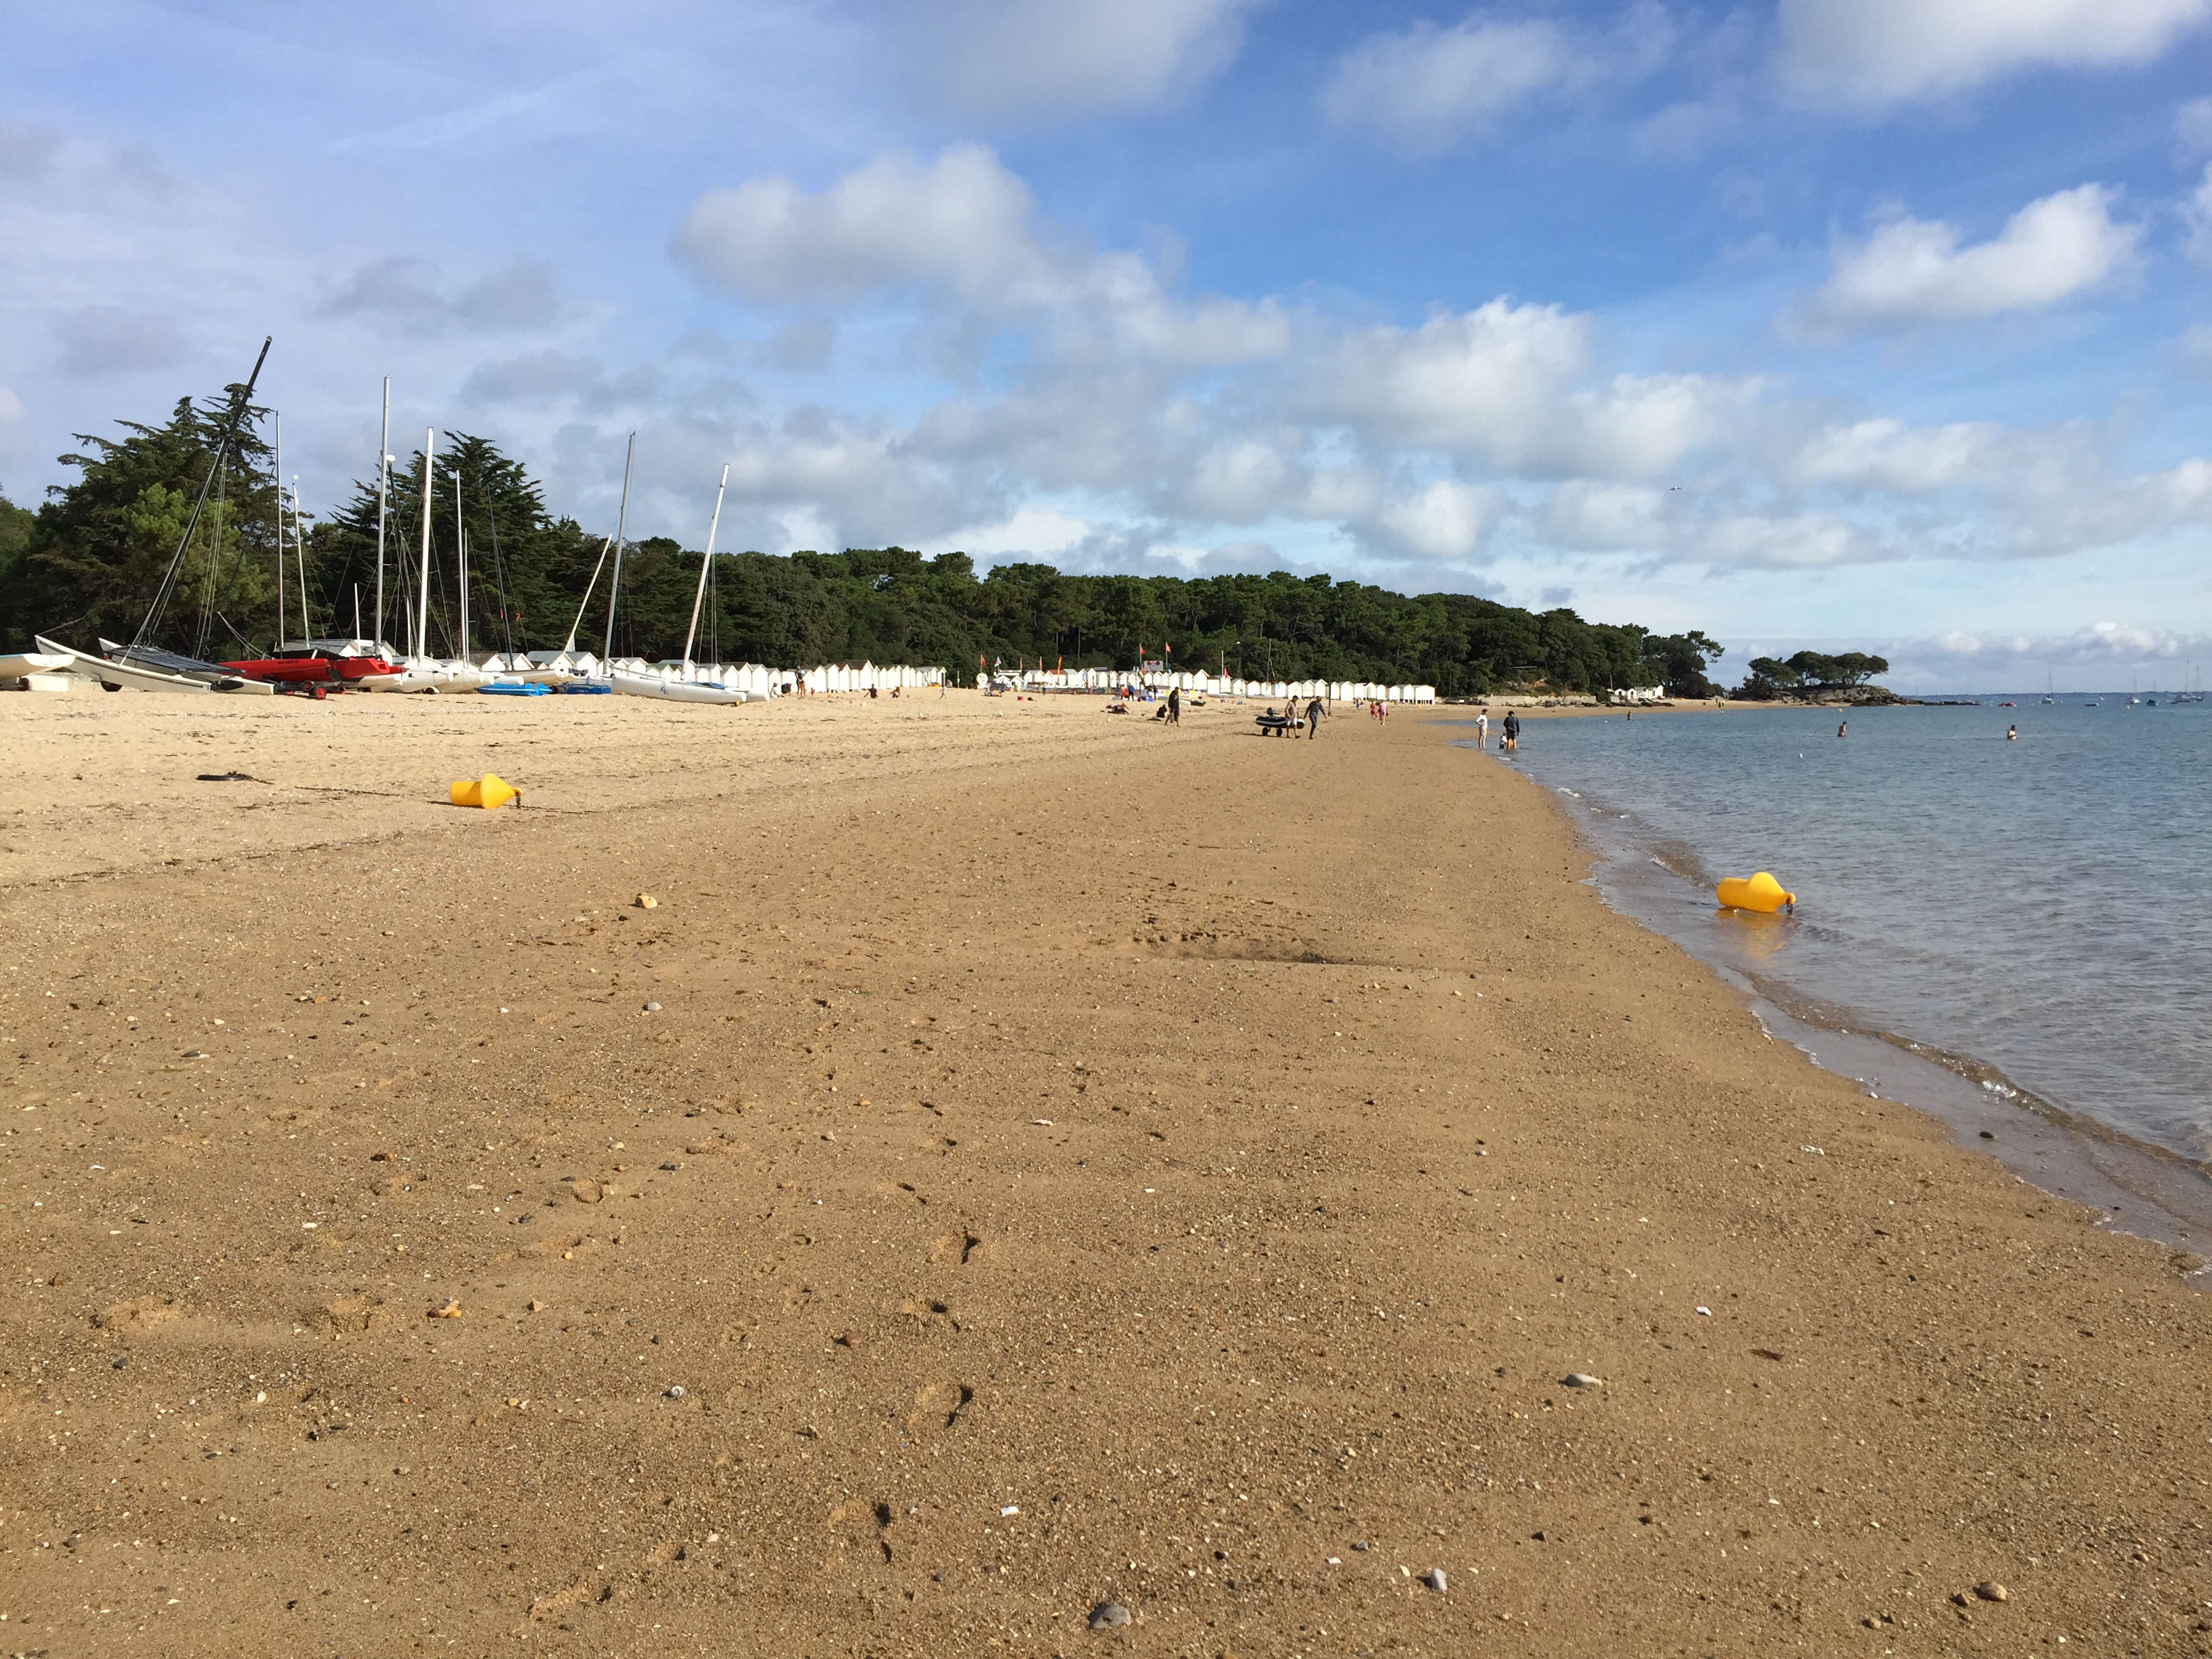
<box><xmin>6</xmin><ymin>0</ymin><xmax>2212</xmax><ymax>689</ymax></box>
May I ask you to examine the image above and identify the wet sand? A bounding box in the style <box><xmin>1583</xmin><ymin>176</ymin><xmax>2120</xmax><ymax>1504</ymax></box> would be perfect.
<box><xmin>4</xmin><ymin>689</ymin><xmax>2209</xmax><ymax>1656</ymax></box>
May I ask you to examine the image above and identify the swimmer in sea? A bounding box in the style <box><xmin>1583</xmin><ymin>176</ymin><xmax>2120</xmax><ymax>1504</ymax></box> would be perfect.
<box><xmin>1837</xmin><ymin>720</ymin><xmax>1847</xmax><ymax>738</ymax></box>
<box><xmin>2007</xmin><ymin>724</ymin><xmax>2017</xmax><ymax>740</ymax></box>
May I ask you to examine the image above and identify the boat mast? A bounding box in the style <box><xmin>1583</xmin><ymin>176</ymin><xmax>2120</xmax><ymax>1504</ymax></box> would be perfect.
<box><xmin>680</xmin><ymin>464</ymin><xmax>730</xmax><ymax>671</ymax></box>
<box><xmin>602</xmin><ymin>433</ymin><xmax>636</xmax><ymax>665</ymax></box>
<box><xmin>453</xmin><ymin>468</ymin><xmax>468</xmax><ymax>664</ymax></box>
<box><xmin>273</xmin><ymin>413</ymin><xmax>285</xmax><ymax>650</ymax></box>
<box><xmin>416</xmin><ymin>430</ymin><xmax>436</xmax><ymax>661</ymax></box>
<box><xmin>374</xmin><ymin>377</ymin><xmax>390</xmax><ymax>650</ymax></box>
<box><xmin>562</xmin><ymin>538</ymin><xmax>613</xmax><ymax>655</ymax></box>
<box><xmin>293</xmin><ymin>480</ymin><xmax>310</xmax><ymax>640</ymax></box>
<box><xmin>127</xmin><ymin>335</ymin><xmax>269</xmax><ymax>654</ymax></box>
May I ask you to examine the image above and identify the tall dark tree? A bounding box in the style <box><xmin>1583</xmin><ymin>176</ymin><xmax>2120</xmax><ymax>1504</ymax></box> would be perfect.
<box><xmin>0</xmin><ymin>392</ymin><xmax>281</xmax><ymax>655</ymax></box>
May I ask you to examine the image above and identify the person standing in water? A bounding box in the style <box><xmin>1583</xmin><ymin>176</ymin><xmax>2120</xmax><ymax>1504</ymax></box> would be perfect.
<box><xmin>1837</xmin><ymin>720</ymin><xmax>1848</xmax><ymax>738</ymax></box>
<box><xmin>1502</xmin><ymin>710</ymin><xmax>1520</xmax><ymax>751</ymax></box>
<box><xmin>2007</xmin><ymin>724</ymin><xmax>2018</xmax><ymax>741</ymax></box>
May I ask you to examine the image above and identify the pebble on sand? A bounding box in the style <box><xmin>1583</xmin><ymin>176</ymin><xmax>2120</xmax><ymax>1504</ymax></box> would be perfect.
<box><xmin>1563</xmin><ymin>1372</ymin><xmax>1603</xmax><ymax>1388</ymax></box>
<box><xmin>430</xmin><ymin>1298</ymin><xmax>462</xmax><ymax>1319</ymax></box>
<box><xmin>665</xmin><ymin>1385</ymin><xmax>687</xmax><ymax>1399</ymax></box>
<box><xmin>643</xmin><ymin>1002</ymin><xmax>661</xmax><ymax>1012</ymax></box>
<box><xmin>1088</xmin><ymin>1601</ymin><xmax>1131</xmax><ymax>1631</ymax></box>
<box><xmin>635</xmin><ymin>893</ymin><xmax>658</xmax><ymax>909</ymax></box>
<box><xmin>1973</xmin><ymin>1582</ymin><xmax>2009</xmax><ymax>1603</ymax></box>
<box><xmin>1422</xmin><ymin>1568</ymin><xmax>1448</xmax><ymax>1593</ymax></box>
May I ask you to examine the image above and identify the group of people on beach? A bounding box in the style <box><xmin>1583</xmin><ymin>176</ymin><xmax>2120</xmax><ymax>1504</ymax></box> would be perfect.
<box><xmin>1471</xmin><ymin>709</ymin><xmax>1520</xmax><ymax>751</ymax></box>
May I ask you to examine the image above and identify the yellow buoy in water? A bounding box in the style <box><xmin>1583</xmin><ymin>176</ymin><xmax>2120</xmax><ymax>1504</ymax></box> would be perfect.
<box><xmin>1715</xmin><ymin>871</ymin><xmax>1794</xmax><ymax>913</ymax></box>
<box><xmin>449</xmin><ymin>773</ymin><xmax>520</xmax><ymax>809</ymax></box>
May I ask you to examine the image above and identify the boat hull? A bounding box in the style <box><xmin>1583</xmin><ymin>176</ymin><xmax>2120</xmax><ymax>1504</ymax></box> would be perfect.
<box><xmin>38</xmin><ymin>636</ymin><xmax>213</xmax><ymax>693</ymax></box>
<box><xmin>610</xmin><ymin>672</ymin><xmax>743</xmax><ymax>704</ymax></box>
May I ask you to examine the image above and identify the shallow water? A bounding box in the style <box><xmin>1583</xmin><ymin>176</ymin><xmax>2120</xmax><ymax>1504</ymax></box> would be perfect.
<box><xmin>1456</xmin><ymin>701</ymin><xmax>2212</xmax><ymax>1166</ymax></box>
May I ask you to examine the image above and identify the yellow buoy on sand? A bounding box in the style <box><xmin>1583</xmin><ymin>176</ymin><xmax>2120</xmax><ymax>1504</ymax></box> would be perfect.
<box><xmin>449</xmin><ymin>773</ymin><xmax>521</xmax><ymax>809</ymax></box>
<box><xmin>1715</xmin><ymin>871</ymin><xmax>1794</xmax><ymax>913</ymax></box>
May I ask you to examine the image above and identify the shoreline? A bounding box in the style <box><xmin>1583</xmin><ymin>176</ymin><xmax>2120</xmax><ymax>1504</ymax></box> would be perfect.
<box><xmin>5</xmin><ymin>691</ymin><xmax>2209</xmax><ymax>1654</ymax></box>
<box><xmin>1462</xmin><ymin>716</ymin><xmax>2212</xmax><ymax>1270</ymax></box>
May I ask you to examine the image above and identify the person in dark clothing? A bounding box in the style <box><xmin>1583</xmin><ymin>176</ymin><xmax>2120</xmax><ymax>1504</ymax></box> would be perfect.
<box><xmin>1305</xmin><ymin>696</ymin><xmax>1324</xmax><ymax>737</ymax></box>
<box><xmin>1502</xmin><ymin>710</ymin><xmax>1520</xmax><ymax>751</ymax></box>
<box><xmin>1168</xmin><ymin>687</ymin><xmax>1181</xmax><ymax>724</ymax></box>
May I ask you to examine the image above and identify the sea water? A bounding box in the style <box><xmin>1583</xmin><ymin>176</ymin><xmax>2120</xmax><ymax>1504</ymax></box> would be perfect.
<box><xmin>1460</xmin><ymin>700</ymin><xmax>2212</xmax><ymax>1167</ymax></box>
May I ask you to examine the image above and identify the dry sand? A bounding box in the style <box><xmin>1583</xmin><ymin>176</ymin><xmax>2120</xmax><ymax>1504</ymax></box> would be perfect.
<box><xmin>3</xmin><ymin>688</ymin><xmax>2208</xmax><ymax>1657</ymax></box>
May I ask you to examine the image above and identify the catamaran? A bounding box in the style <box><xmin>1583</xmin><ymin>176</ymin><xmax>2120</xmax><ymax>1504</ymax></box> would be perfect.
<box><xmin>611</xmin><ymin>462</ymin><xmax>745</xmax><ymax>704</ymax></box>
<box><xmin>41</xmin><ymin>339</ymin><xmax>279</xmax><ymax>693</ymax></box>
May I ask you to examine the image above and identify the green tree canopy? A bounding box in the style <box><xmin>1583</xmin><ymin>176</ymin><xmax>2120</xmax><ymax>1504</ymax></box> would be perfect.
<box><xmin>0</xmin><ymin>393</ymin><xmax>282</xmax><ymax>657</ymax></box>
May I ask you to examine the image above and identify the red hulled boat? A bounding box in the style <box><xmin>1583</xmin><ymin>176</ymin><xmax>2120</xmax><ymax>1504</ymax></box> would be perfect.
<box><xmin>220</xmin><ymin>638</ymin><xmax>403</xmax><ymax>687</ymax></box>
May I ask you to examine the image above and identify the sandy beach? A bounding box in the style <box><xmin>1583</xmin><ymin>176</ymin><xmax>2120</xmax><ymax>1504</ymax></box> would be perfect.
<box><xmin>4</xmin><ymin>689</ymin><xmax>2208</xmax><ymax>1657</ymax></box>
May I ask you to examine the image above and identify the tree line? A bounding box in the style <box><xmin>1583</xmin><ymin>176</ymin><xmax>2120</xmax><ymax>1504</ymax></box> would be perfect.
<box><xmin>1733</xmin><ymin>650</ymin><xmax>1891</xmax><ymax>699</ymax></box>
<box><xmin>0</xmin><ymin>390</ymin><xmax>1732</xmax><ymax>699</ymax></box>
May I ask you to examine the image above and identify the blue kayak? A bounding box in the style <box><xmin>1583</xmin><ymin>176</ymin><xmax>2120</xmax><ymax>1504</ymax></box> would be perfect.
<box><xmin>557</xmin><ymin>680</ymin><xmax>611</xmax><ymax>695</ymax></box>
<box><xmin>478</xmin><ymin>680</ymin><xmax>551</xmax><ymax>697</ymax></box>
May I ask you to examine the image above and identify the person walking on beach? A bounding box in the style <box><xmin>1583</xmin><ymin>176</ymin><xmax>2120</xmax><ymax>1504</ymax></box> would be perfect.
<box><xmin>1502</xmin><ymin>710</ymin><xmax>1520</xmax><ymax>751</ymax></box>
<box><xmin>1167</xmin><ymin>686</ymin><xmax>1181</xmax><ymax>726</ymax></box>
<box><xmin>1305</xmin><ymin>695</ymin><xmax>1324</xmax><ymax>737</ymax></box>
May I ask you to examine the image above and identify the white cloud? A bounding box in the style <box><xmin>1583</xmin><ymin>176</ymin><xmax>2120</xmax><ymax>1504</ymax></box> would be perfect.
<box><xmin>1801</xmin><ymin>184</ymin><xmax>2139</xmax><ymax>333</ymax></box>
<box><xmin>1302</xmin><ymin>301</ymin><xmax>1757</xmax><ymax>480</ymax></box>
<box><xmin>1324</xmin><ymin>6</ymin><xmax>1668</xmax><ymax>154</ymax></box>
<box><xmin>907</xmin><ymin>0</ymin><xmax>1260</xmax><ymax>125</ymax></box>
<box><xmin>1370</xmin><ymin>478</ymin><xmax>1499</xmax><ymax>558</ymax></box>
<box><xmin>1305</xmin><ymin>300</ymin><xmax>1593</xmax><ymax>457</ymax></box>
<box><xmin>939</xmin><ymin>504</ymin><xmax>1092</xmax><ymax>559</ymax></box>
<box><xmin>674</xmin><ymin>144</ymin><xmax>1053</xmax><ymax>308</ymax></box>
<box><xmin>2183</xmin><ymin>163</ymin><xmax>2212</xmax><ymax>264</ymax></box>
<box><xmin>674</xmin><ymin>144</ymin><xmax>1290</xmax><ymax>370</ymax></box>
<box><xmin>1778</xmin><ymin>0</ymin><xmax>2212</xmax><ymax>106</ymax></box>
<box><xmin>2177</xmin><ymin>94</ymin><xmax>2212</xmax><ymax>156</ymax></box>
<box><xmin>1542</xmin><ymin>480</ymin><xmax>1670</xmax><ymax>550</ymax></box>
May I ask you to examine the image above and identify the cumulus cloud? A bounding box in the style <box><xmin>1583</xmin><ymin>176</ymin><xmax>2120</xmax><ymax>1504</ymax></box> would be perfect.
<box><xmin>906</xmin><ymin>0</ymin><xmax>1260</xmax><ymax>125</ymax></box>
<box><xmin>1799</xmin><ymin>185</ymin><xmax>2138</xmax><ymax>334</ymax></box>
<box><xmin>1324</xmin><ymin>5</ymin><xmax>1669</xmax><ymax>154</ymax></box>
<box><xmin>1300</xmin><ymin>301</ymin><xmax>1757</xmax><ymax>478</ymax></box>
<box><xmin>675</xmin><ymin>145</ymin><xmax>1052</xmax><ymax>307</ymax></box>
<box><xmin>1777</xmin><ymin>0</ymin><xmax>2212</xmax><ymax>106</ymax></box>
<box><xmin>675</xmin><ymin>144</ymin><xmax>1289</xmax><ymax>369</ymax></box>
<box><xmin>1369</xmin><ymin>478</ymin><xmax>1500</xmax><ymax>559</ymax></box>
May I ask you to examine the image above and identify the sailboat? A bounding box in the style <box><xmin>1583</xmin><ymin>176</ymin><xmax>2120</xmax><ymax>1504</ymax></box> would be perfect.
<box><xmin>365</xmin><ymin>429</ymin><xmax>462</xmax><ymax>691</ymax></box>
<box><xmin>535</xmin><ymin>435</ymin><xmax>639</xmax><ymax>694</ymax></box>
<box><xmin>612</xmin><ymin>463</ymin><xmax>744</xmax><ymax>704</ymax></box>
<box><xmin>42</xmin><ymin>338</ymin><xmax>279</xmax><ymax>693</ymax></box>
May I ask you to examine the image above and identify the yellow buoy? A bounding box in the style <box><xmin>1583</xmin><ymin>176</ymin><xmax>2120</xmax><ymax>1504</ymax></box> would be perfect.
<box><xmin>449</xmin><ymin>773</ymin><xmax>520</xmax><ymax>809</ymax></box>
<box><xmin>1715</xmin><ymin>871</ymin><xmax>1794</xmax><ymax>913</ymax></box>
